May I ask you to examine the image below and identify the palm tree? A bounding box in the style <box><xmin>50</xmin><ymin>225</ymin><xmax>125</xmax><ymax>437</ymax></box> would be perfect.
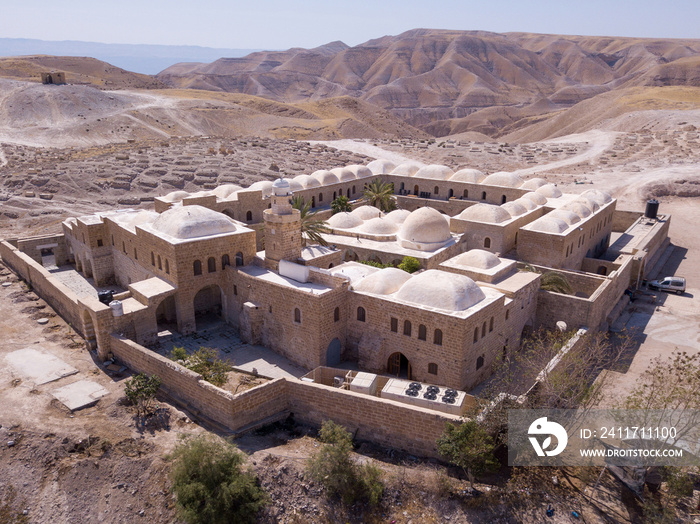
<box><xmin>539</xmin><ymin>271</ymin><xmax>573</xmax><ymax>295</ymax></box>
<box><xmin>331</xmin><ymin>195</ymin><xmax>352</xmax><ymax>214</ymax></box>
<box><xmin>363</xmin><ymin>178</ymin><xmax>397</xmax><ymax>212</ymax></box>
<box><xmin>292</xmin><ymin>196</ymin><xmax>330</xmax><ymax>247</ymax></box>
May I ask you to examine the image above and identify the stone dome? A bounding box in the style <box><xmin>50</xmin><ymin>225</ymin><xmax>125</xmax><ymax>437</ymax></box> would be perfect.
<box><xmin>112</xmin><ymin>210</ymin><xmax>159</xmax><ymax>232</ymax></box>
<box><xmin>358</xmin><ymin>217</ymin><xmax>398</xmax><ymax>235</ymax></box>
<box><xmin>414</xmin><ymin>164</ymin><xmax>454</xmax><ymax>180</ymax></box>
<box><xmin>272</xmin><ymin>178</ymin><xmax>292</xmax><ymax>196</ymax></box>
<box><xmin>367</xmin><ymin>159</ymin><xmax>396</xmax><ymax>175</ymax></box>
<box><xmin>458</xmin><ymin>203</ymin><xmax>512</xmax><ymax>223</ymax></box>
<box><xmin>350</xmin><ymin>205</ymin><xmax>382</xmax><ymax>220</ymax></box>
<box><xmin>391</xmin><ymin>161</ymin><xmax>423</xmax><ymax>176</ymax></box>
<box><xmin>535</xmin><ymin>184</ymin><xmax>563</xmax><ymax>198</ymax></box>
<box><xmin>529</xmin><ymin>216</ymin><xmax>569</xmax><ymax>234</ymax></box>
<box><xmin>212</xmin><ymin>184</ymin><xmax>242</xmax><ymax>199</ymax></box>
<box><xmin>311</xmin><ymin>170</ymin><xmax>340</xmax><ymax>186</ymax></box>
<box><xmin>580</xmin><ymin>189</ymin><xmax>612</xmax><ymax>206</ymax></box>
<box><xmin>450</xmin><ymin>168</ymin><xmax>486</xmax><ymax>183</ymax></box>
<box><xmin>548</xmin><ymin>209</ymin><xmax>581</xmax><ymax>226</ymax></box>
<box><xmin>452</xmin><ymin>249</ymin><xmax>501</xmax><ymax>270</ymax></box>
<box><xmin>151</xmin><ymin>205</ymin><xmax>238</xmax><ymax>239</ymax></box>
<box><xmin>330</xmin><ymin>167</ymin><xmax>356</xmax><ymax>182</ymax></box>
<box><xmin>398</xmin><ymin>207</ymin><xmax>452</xmax><ymax>249</ymax></box>
<box><xmin>301</xmin><ymin>175</ymin><xmax>321</xmax><ymax>188</ymax></box>
<box><xmin>513</xmin><ymin>197</ymin><xmax>537</xmax><ymax>211</ymax></box>
<box><xmin>561</xmin><ymin>201</ymin><xmax>592</xmax><ymax>218</ymax></box>
<box><xmin>501</xmin><ymin>201</ymin><xmax>528</xmax><ymax>217</ymax></box>
<box><xmin>161</xmin><ymin>190</ymin><xmax>190</xmax><ymax>203</ymax></box>
<box><xmin>395</xmin><ymin>270</ymin><xmax>486</xmax><ymax>311</ymax></box>
<box><xmin>347</xmin><ymin>165</ymin><xmax>374</xmax><ymax>178</ymax></box>
<box><xmin>327</xmin><ymin>212</ymin><xmax>363</xmax><ymax>229</ymax></box>
<box><xmin>353</xmin><ymin>268</ymin><xmax>412</xmax><ymax>295</ymax></box>
<box><xmin>247</xmin><ymin>180</ymin><xmax>274</xmax><ymax>197</ymax></box>
<box><xmin>384</xmin><ymin>209</ymin><xmax>411</xmax><ymax>225</ymax></box>
<box><xmin>576</xmin><ymin>196</ymin><xmax>600</xmax><ymax>213</ymax></box>
<box><xmin>519</xmin><ymin>177</ymin><xmax>548</xmax><ymax>190</ymax></box>
<box><xmin>482</xmin><ymin>172</ymin><xmax>524</xmax><ymax>188</ymax></box>
<box><xmin>521</xmin><ymin>192</ymin><xmax>548</xmax><ymax>206</ymax></box>
<box><xmin>287</xmin><ymin>178</ymin><xmax>305</xmax><ymax>192</ymax></box>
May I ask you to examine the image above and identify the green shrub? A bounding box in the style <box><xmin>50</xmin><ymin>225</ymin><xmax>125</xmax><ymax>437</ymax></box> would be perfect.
<box><xmin>398</xmin><ymin>256</ymin><xmax>421</xmax><ymax>273</ymax></box>
<box><xmin>170</xmin><ymin>347</ymin><xmax>231</xmax><ymax>387</ymax></box>
<box><xmin>437</xmin><ymin>419</ymin><xmax>498</xmax><ymax>487</ymax></box>
<box><xmin>170</xmin><ymin>435</ymin><xmax>267</xmax><ymax>524</ymax></box>
<box><xmin>123</xmin><ymin>373</ymin><xmax>161</xmax><ymax>415</ymax></box>
<box><xmin>359</xmin><ymin>259</ymin><xmax>390</xmax><ymax>269</ymax></box>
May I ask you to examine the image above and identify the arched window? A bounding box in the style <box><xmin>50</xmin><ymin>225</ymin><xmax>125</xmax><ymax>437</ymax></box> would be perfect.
<box><xmin>157</xmin><ymin>255</ymin><xmax>162</xmax><ymax>270</ymax></box>
<box><xmin>474</xmin><ymin>327</ymin><xmax>479</xmax><ymax>343</ymax></box>
<box><xmin>357</xmin><ymin>307</ymin><xmax>365</xmax><ymax>322</ymax></box>
<box><xmin>434</xmin><ymin>329</ymin><xmax>443</xmax><ymax>345</ymax></box>
<box><xmin>245</xmin><ymin>210</ymin><xmax>252</xmax><ymax>222</ymax></box>
<box><xmin>151</xmin><ymin>252</ymin><xmax>155</xmax><ymax>266</ymax></box>
<box><xmin>208</xmin><ymin>257</ymin><xmax>216</xmax><ymax>273</ymax></box>
<box><xmin>482</xmin><ymin>322</ymin><xmax>487</xmax><ymax>338</ymax></box>
<box><xmin>484</xmin><ymin>237</ymin><xmax>491</xmax><ymax>249</ymax></box>
<box><xmin>334</xmin><ymin>307</ymin><xmax>340</xmax><ymax>322</ymax></box>
<box><xmin>352</xmin><ymin>186</ymin><xmax>356</xmax><ymax>194</ymax></box>
<box><xmin>193</xmin><ymin>260</ymin><xmax>202</xmax><ymax>276</ymax></box>
<box><xmin>311</xmin><ymin>196</ymin><xmax>315</xmax><ymax>207</ymax></box>
<box><xmin>489</xmin><ymin>317</ymin><xmax>494</xmax><ymax>332</ymax></box>
<box><xmin>501</xmin><ymin>195</ymin><xmax>507</xmax><ymax>204</ymax></box>
<box><xmin>403</xmin><ymin>320</ymin><xmax>412</xmax><ymax>336</ymax></box>
<box><xmin>418</xmin><ymin>324</ymin><xmax>427</xmax><ymax>341</ymax></box>
<box><xmin>222</xmin><ymin>254</ymin><xmax>230</xmax><ymax>268</ymax></box>
<box><xmin>235</xmin><ymin>252</ymin><xmax>244</xmax><ymax>267</ymax></box>
<box><xmin>476</xmin><ymin>356</ymin><xmax>484</xmax><ymax>370</ymax></box>
<box><xmin>434</xmin><ymin>186</ymin><xmax>439</xmax><ymax>195</ymax></box>
<box><xmin>333</xmin><ymin>191</ymin><xmax>337</xmax><ymax>200</ymax></box>
<box><xmin>165</xmin><ymin>259</ymin><xmax>170</xmax><ymax>274</ymax></box>
<box><xmin>347</xmin><ymin>188</ymin><xmax>351</xmax><ymax>198</ymax></box>
<box><xmin>390</xmin><ymin>317</ymin><xmax>398</xmax><ymax>332</ymax></box>
<box><xmin>134</xmin><ymin>248</ymin><xmax>138</xmax><ymax>260</ymax></box>
<box><xmin>505</xmin><ymin>309</ymin><xmax>510</xmax><ymax>321</ymax></box>
<box><xmin>448</xmin><ymin>189</ymin><xmax>454</xmax><ymax>198</ymax></box>
<box><xmin>463</xmin><ymin>189</ymin><xmax>468</xmax><ymax>198</ymax></box>
<box><xmin>428</xmin><ymin>363</ymin><xmax>438</xmax><ymax>375</ymax></box>
<box><xmin>294</xmin><ymin>308</ymin><xmax>301</xmax><ymax>323</ymax></box>
<box><xmin>319</xmin><ymin>193</ymin><xmax>323</xmax><ymax>202</ymax></box>
<box><xmin>481</xmin><ymin>191</ymin><xmax>486</xmax><ymax>200</ymax></box>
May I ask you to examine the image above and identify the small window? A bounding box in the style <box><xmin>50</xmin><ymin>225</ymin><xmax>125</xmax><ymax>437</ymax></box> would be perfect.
<box><xmin>134</xmin><ymin>248</ymin><xmax>138</xmax><ymax>260</ymax></box>
<box><xmin>193</xmin><ymin>260</ymin><xmax>202</xmax><ymax>276</ymax></box>
<box><xmin>489</xmin><ymin>317</ymin><xmax>494</xmax><ymax>332</ymax></box>
<box><xmin>111</xmin><ymin>235</ymin><xmax>114</xmax><ymax>246</ymax></box>
<box><xmin>208</xmin><ymin>257</ymin><xmax>216</xmax><ymax>273</ymax></box>
<box><xmin>333</xmin><ymin>191</ymin><xmax>337</xmax><ymax>200</ymax></box>
<box><xmin>122</xmin><ymin>241</ymin><xmax>126</xmax><ymax>253</ymax></box>
<box><xmin>390</xmin><ymin>317</ymin><xmax>398</xmax><ymax>332</ymax></box>
<box><xmin>505</xmin><ymin>309</ymin><xmax>510</xmax><ymax>321</ymax></box>
<box><xmin>334</xmin><ymin>307</ymin><xmax>340</xmax><ymax>322</ymax></box>
<box><xmin>434</xmin><ymin>329</ymin><xmax>443</xmax><ymax>345</ymax></box>
<box><xmin>428</xmin><ymin>363</ymin><xmax>438</xmax><ymax>375</ymax></box>
<box><xmin>269</xmin><ymin>305</ymin><xmax>272</xmax><ymax>313</ymax></box>
<box><xmin>235</xmin><ymin>252</ymin><xmax>244</xmax><ymax>267</ymax></box>
<box><xmin>501</xmin><ymin>195</ymin><xmax>507</xmax><ymax>204</ymax></box>
<box><xmin>357</xmin><ymin>306</ymin><xmax>365</xmax><ymax>322</ymax></box>
<box><xmin>476</xmin><ymin>356</ymin><xmax>484</xmax><ymax>370</ymax></box>
<box><xmin>482</xmin><ymin>322</ymin><xmax>486</xmax><ymax>338</ymax></box>
<box><xmin>481</xmin><ymin>191</ymin><xmax>486</xmax><ymax>200</ymax></box>
<box><xmin>473</xmin><ymin>328</ymin><xmax>479</xmax><ymax>343</ymax></box>
<box><xmin>233</xmin><ymin>285</ymin><xmax>237</xmax><ymax>295</ymax></box>
<box><xmin>222</xmin><ymin>254</ymin><xmax>230</xmax><ymax>268</ymax></box>
<box><xmin>97</xmin><ymin>239</ymin><xmax>103</xmax><ymax>247</ymax></box>
<box><xmin>165</xmin><ymin>259</ymin><xmax>170</xmax><ymax>274</ymax></box>
<box><xmin>319</xmin><ymin>193</ymin><xmax>323</xmax><ymax>202</ymax></box>
<box><xmin>352</xmin><ymin>186</ymin><xmax>356</xmax><ymax>194</ymax></box>
<box><xmin>157</xmin><ymin>255</ymin><xmax>162</xmax><ymax>270</ymax></box>
<box><xmin>403</xmin><ymin>320</ymin><xmax>412</xmax><ymax>336</ymax></box>
<box><xmin>246</xmin><ymin>210</ymin><xmax>253</xmax><ymax>222</ymax></box>
<box><xmin>463</xmin><ymin>189</ymin><xmax>468</xmax><ymax>198</ymax></box>
<box><xmin>294</xmin><ymin>308</ymin><xmax>301</xmax><ymax>323</ymax></box>
<box><xmin>484</xmin><ymin>237</ymin><xmax>491</xmax><ymax>249</ymax></box>
<box><xmin>418</xmin><ymin>324</ymin><xmax>426</xmax><ymax>341</ymax></box>
<box><xmin>434</xmin><ymin>186</ymin><xmax>439</xmax><ymax>195</ymax></box>
<box><xmin>151</xmin><ymin>252</ymin><xmax>155</xmax><ymax>266</ymax></box>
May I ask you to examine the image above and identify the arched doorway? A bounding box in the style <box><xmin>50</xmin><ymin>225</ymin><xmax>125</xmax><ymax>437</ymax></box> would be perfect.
<box><xmin>326</xmin><ymin>338</ymin><xmax>341</xmax><ymax>366</ymax></box>
<box><xmin>387</xmin><ymin>352</ymin><xmax>411</xmax><ymax>379</ymax></box>
<box><xmin>193</xmin><ymin>285</ymin><xmax>224</xmax><ymax>331</ymax></box>
<box><xmin>156</xmin><ymin>295</ymin><xmax>177</xmax><ymax>333</ymax></box>
<box><xmin>448</xmin><ymin>188</ymin><xmax>453</xmax><ymax>198</ymax></box>
<box><xmin>222</xmin><ymin>209</ymin><xmax>235</xmax><ymax>220</ymax></box>
<box><xmin>414</xmin><ymin>185</ymin><xmax>419</xmax><ymax>195</ymax></box>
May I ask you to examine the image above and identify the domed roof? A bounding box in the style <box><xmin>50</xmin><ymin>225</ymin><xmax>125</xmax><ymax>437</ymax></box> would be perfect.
<box><xmin>450</xmin><ymin>168</ymin><xmax>486</xmax><ymax>183</ymax></box>
<box><xmin>395</xmin><ymin>270</ymin><xmax>486</xmax><ymax>311</ymax></box>
<box><xmin>161</xmin><ymin>190</ymin><xmax>190</xmax><ymax>203</ymax></box>
<box><xmin>112</xmin><ymin>210</ymin><xmax>159</xmax><ymax>232</ymax></box>
<box><xmin>358</xmin><ymin>217</ymin><xmax>398</xmax><ymax>235</ymax></box>
<box><xmin>391</xmin><ymin>161</ymin><xmax>423</xmax><ymax>176</ymax></box>
<box><xmin>529</xmin><ymin>217</ymin><xmax>569</xmax><ymax>234</ymax></box>
<box><xmin>535</xmin><ymin>184</ymin><xmax>563</xmax><ymax>198</ymax></box>
<box><xmin>327</xmin><ymin>212</ymin><xmax>363</xmax><ymax>229</ymax></box>
<box><xmin>548</xmin><ymin>209</ymin><xmax>581</xmax><ymax>225</ymax></box>
<box><xmin>189</xmin><ymin>190</ymin><xmax>214</xmax><ymax>198</ymax></box>
<box><xmin>350</xmin><ymin>205</ymin><xmax>382</xmax><ymax>220</ymax></box>
<box><xmin>311</xmin><ymin>170</ymin><xmax>340</xmax><ymax>186</ymax></box>
<box><xmin>501</xmin><ymin>201</ymin><xmax>528</xmax><ymax>217</ymax></box>
<box><xmin>353</xmin><ymin>268</ymin><xmax>412</xmax><ymax>295</ymax></box>
<box><xmin>151</xmin><ymin>205</ymin><xmax>238</xmax><ymax>239</ymax></box>
<box><xmin>384</xmin><ymin>209</ymin><xmax>411</xmax><ymax>225</ymax></box>
<box><xmin>576</xmin><ymin>196</ymin><xmax>600</xmax><ymax>212</ymax></box>
<box><xmin>458</xmin><ymin>203</ymin><xmax>512</xmax><ymax>223</ymax></box>
<box><xmin>212</xmin><ymin>184</ymin><xmax>242</xmax><ymax>199</ymax></box>
<box><xmin>287</xmin><ymin>178</ymin><xmax>305</xmax><ymax>192</ymax></box>
<box><xmin>482</xmin><ymin>172</ymin><xmax>524</xmax><ymax>188</ymax></box>
<box><xmin>347</xmin><ymin>165</ymin><xmax>374</xmax><ymax>178</ymax></box>
<box><xmin>414</xmin><ymin>164</ymin><xmax>454</xmax><ymax>180</ymax></box>
<box><xmin>561</xmin><ymin>201</ymin><xmax>592</xmax><ymax>218</ymax></box>
<box><xmin>247</xmin><ymin>180</ymin><xmax>274</xmax><ymax>197</ymax></box>
<box><xmin>330</xmin><ymin>167</ymin><xmax>356</xmax><ymax>182</ymax></box>
<box><xmin>272</xmin><ymin>178</ymin><xmax>292</xmax><ymax>196</ymax></box>
<box><xmin>521</xmin><ymin>192</ymin><xmax>548</xmax><ymax>206</ymax></box>
<box><xmin>580</xmin><ymin>189</ymin><xmax>612</xmax><ymax>206</ymax></box>
<box><xmin>398</xmin><ymin>207</ymin><xmax>451</xmax><ymax>245</ymax></box>
<box><xmin>367</xmin><ymin>159</ymin><xmax>396</xmax><ymax>175</ymax></box>
<box><xmin>452</xmin><ymin>249</ymin><xmax>501</xmax><ymax>270</ymax></box>
<box><xmin>298</xmin><ymin>174</ymin><xmax>321</xmax><ymax>188</ymax></box>
<box><xmin>519</xmin><ymin>177</ymin><xmax>548</xmax><ymax>190</ymax></box>
<box><xmin>514</xmin><ymin>197</ymin><xmax>537</xmax><ymax>211</ymax></box>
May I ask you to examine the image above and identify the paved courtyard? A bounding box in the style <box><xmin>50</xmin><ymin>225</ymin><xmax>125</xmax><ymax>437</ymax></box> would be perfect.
<box><xmin>49</xmin><ymin>264</ymin><xmax>125</xmax><ymax>299</ymax></box>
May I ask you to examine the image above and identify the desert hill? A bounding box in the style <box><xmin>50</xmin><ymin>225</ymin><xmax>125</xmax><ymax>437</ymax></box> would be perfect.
<box><xmin>158</xmin><ymin>29</ymin><xmax>700</xmax><ymax>137</ymax></box>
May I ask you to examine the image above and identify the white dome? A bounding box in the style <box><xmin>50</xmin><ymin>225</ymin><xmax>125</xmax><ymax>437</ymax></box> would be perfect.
<box><xmin>212</xmin><ymin>184</ymin><xmax>242</xmax><ymax>198</ymax></box>
<box><xmin>521</xmin><ymin>192</ymin><xmax>548</xmax><ymax>206</ymax></box>
<box><xmin>519</xmin><ymin>177</ymin><xmax>548</xmax><ymax>190</ymax></box>
<box><xmin>151</xmin><ymin>205</ymin><xmax>238</xmax><ymax>239</ymax></box>
<box><xmin>529</xmin><ymin>217</ymin><xmax>569</xmax><ymax>234</ymax></box>
<box><xmin>112</xmin><ymin>210</ymin><xmax>158</xmax><ymax>232</ymax></box>
<box><xmin>535</xmin><ymin>184</ymin><xmax>563</xmax><ymax>198</ymax></box>
<box><xmin>330</xmin><ymin>167</ymin><xmax>356</xmax><ymax>182</ymax></box>
<box><xmin>247</xmin><ymin>180</ymin><xmax>274</xmax><ymax>197</ymax></box>
<box><xmin>458</xmin><ymin>203</ymin><xmax>512</xmax><ymax>223</ymax></box>
<box><xmin>328</xmin><ymin>212</ymin><xmax>363</xmax><ymax>229</ymax></box>
<box><xmin>367</xmin><ymin>159</ymin><xmax>396</xmax><ymax>175</ymax></box>
<box><xmin>501</xmin><ymin>201</ymin><xmax>528</xmax><ymax>217</ymax></box>
<box><xmin>398</xmin><ymin>207</ymin><xmax>451</xmax><ymax>247</ymax></box>
<box><xmin>450</xmin><ymin>168</ymin><xmax>486</xmax><ymax>183</ymax></box>
<box><xmin>384</xmin><ymin>209</ymin><xmax>411</xmax><ymax>225</ymax></box>
<box><xmin>189</xmin><ymin>190</ymin><xmax>214</xmax><ymax>198</ymax></box>
<box><xmin>311</xmin><ymin>170</ymin><xmax>340</xmax><ymax>186</ymax></box>
<box><xmin>561</xmin><ymin>201</ymin><xmax>592</xmax><ymax>219</ymax></box>
<box><xmin>287</xmin><ymin>178</ymin><xmax>305</xmax><ymax>192</ymax></box>
<box><xmin>353</xmin><ymin>267</ymin><xmax>412</xmax><ymax>295</ymax></box>
<box><xmin>513</xmin><ymin>197</ymin><xmax>537</xmax><ymax>211</ymax></box>
<box><xmin>350</xmin><ymin>205</ymin><xmax>382</xmax><ymax>220</ymax></box>
<box><xmin>580</xmin><ymin>189</ymin><xmax>612</xmax><ymax>206</ymax></box>
<box><xmin>452</xmin><ymin>249</ymin><xmax>501</xmax><ymax>270</ymax></box>
<box><xmin>482</xmin><ymin>172</ymin><xmax>524</xmax><ymax>188</ymax></box>
<box><xmin>395</xmin><ymin>270</ymin><xmax>485</xmax><ymax>311</ymax></box>
<box><xmin>272</xmin><ymin>178</ymin><xmax>292</xmax><ymax>196</ymax></box>
<box><xmin>576</xmin><ymin>196</ymin><xmax>600</xmax><ymax>213</ymax></box>
<box><xmin>347</xmin><ymin>165</ymin><xmax>374</xmax><ymax>179</ymax></box>
<box><xmin>414</xmin><ymin>164</ymin><xmax>454</xmax><ymax>180</ymax></box>
<box><xmin>294</xmin><ymin>174</ymin><xmax>320</xmax><ymax>188</ymax></box>
<box><xmin>358</xmin><ymin>217</ymin><xmax>398</xmax><ymax>235</ymax></box>
<box><xmin>161</xmin><ymin>190</ymin><xmax>190</xmax><ymax>203</ymax></box>
<box><xmin>391</xmin><ymin>161</ymin><xmax>423</xmax><ymax>176</ymax></box>
<box><xmin>548</xmin><ymin>209</ymin><xmax>581</xmax><ymax>226</ymax></box>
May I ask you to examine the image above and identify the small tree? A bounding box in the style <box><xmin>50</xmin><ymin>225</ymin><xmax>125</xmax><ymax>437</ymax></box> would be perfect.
<box><xmin>398</xmin><ymin>256</ymin><xmax>421</xmax><ymax>273</ymax></box>
<box><xmin>171</xmin><ymin>347</ymin><xmax>231</xmax><ymax>387</ymax></box>
<box><xmin>437</xmin><ymin>419</ymin><xmax>498</xmax><ymax>488</ymax></box>
<box><xmin>331</xmin><ymin>195</ymin><xmax>352</xmax><ymax>214</ymax></box>
<box><xmin>292</xmin><ymin>195</ymin><xmax>330</xmax><ymax>246</ymax></box>
<box><xmin>124</xmin><ymin>373</ymin><xmax>161</xmax><ymax>416</ymax></box>
<box><xmin>539</xmin><ymin>271</ymin><xmax>573</xmax><ymax>295</ymax></box>
<box><xmin>170</xmin><ymin>435</ymin><xmax>267</xmax><ymax>524</ymax></box>
<box><xmin>363</xmin><ymin>178</ymin><xmax>397</xmax><ymax>212</ymax></box>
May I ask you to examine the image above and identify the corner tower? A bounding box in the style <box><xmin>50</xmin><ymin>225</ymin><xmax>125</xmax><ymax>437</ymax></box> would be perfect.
<box><xmin>263</xmin><ymin>178</ymin><xmax>302</xmax><ymax>270</ymax></box>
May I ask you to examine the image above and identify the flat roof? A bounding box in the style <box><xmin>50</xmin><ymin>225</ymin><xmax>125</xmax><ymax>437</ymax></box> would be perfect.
<box><xmin>239</xmin><ymin>265</ymin><xmax>333</xmax><ymax>295</ymax></box>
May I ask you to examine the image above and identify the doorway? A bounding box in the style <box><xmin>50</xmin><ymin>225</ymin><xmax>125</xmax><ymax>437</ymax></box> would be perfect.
<box><xmin>387</xmin><ymin>352</ymin><xmax>411</xmax><ymax>379</ymax></box>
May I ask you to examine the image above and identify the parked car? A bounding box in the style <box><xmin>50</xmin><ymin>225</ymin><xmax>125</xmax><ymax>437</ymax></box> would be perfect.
<box><xmin>647</xmin><ymin>276</ymin><xmax>686</xmax><ymax>294</ymax></box>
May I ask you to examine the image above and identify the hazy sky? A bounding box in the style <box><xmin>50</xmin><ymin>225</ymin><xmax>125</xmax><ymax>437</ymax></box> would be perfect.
<box><xmin>2</xmin><ymin>0</ymin><xmax>699</xmax><ymax>49</ymax></box>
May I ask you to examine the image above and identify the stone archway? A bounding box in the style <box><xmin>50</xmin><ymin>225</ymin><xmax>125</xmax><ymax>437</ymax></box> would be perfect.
<box><xmin>387</xmin><ymin>352</ymin><xmax>411</xmax><ymax>379</ymax></box>
<box><xmin>193</xmin><ymin>284</ymin><xmax>224</xmax><ymax>332</ymax></box>
<box><xmin>155</xmin><ymin>295</ymin><xmax>177</xmax><ymax>333</ymax></box>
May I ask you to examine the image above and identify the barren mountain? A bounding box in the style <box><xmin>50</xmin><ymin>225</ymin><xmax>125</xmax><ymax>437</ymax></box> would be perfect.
<box><xmin>158</xmin><ymin>29</ymin><xmax>700</xmax><ymax>137</ymax></box>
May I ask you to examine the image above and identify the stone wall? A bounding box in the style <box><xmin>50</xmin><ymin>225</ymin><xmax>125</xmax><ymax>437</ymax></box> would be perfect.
<box><xmin>16</xmin><ymin>234</ymin><xmax>69</xmax><ymax>266</ymax></box>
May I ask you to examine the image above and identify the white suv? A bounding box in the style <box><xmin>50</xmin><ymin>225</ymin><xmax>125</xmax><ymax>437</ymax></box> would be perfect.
<box><xmin>648</xmin><ymin>276</ymin><xmax>686</xmax><ymax>294</ymax></box>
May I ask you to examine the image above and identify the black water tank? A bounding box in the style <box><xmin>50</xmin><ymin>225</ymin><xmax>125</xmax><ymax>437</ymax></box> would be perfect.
<box><xmin>645</xmin><ymin>199</ymin><xmax>659</xmax><ymax>219</ymax></box>
<box><xmin>98</xmin><ymin>290</ymin><xmax>114</xmax><ymax>305</ymax></box>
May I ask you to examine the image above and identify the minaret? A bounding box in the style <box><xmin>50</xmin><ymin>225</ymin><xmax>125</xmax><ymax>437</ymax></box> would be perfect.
<box><xmin>263</xmin><ymin>178</ymin><xmax>302</xmax><ymax>270</ymax></box>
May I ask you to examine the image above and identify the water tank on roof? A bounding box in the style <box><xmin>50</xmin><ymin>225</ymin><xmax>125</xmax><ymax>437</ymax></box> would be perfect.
<box><xmin>109</xmin><ymin>300</ymin><xmax>123</xmax><ymax>317</ymax></box>
<box><xmin>645</xmin><ymin>199</ymin><xmax>659</xmax><ymax>220</ymax></box>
